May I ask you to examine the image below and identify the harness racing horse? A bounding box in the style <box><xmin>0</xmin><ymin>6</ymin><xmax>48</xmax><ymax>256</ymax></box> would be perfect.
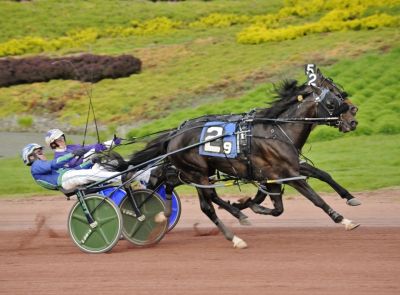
<box><xmin>111</xmin><ymin>76</ymin><xmax>360</xmax><ymax>249</ymax></box>
<box><xmin>232</xmin><ymin>69</ymin><xmax>360</xmax><ymax>216</ymax></box>
<box><xmin>138</xmin><ymin>69</ymin><xmax>360</xmax><ymax>227</ymax></box>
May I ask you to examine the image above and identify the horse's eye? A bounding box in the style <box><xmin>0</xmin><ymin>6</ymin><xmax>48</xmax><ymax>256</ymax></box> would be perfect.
<box><xmin>326</xmin><ymin>99</ymin><xmax>336</xmax><ymax>110</ymax></box>
<box><xmin>350</xmin><ymin>106</ymin><xmax>358</xmax><ymax>115</ymax></box>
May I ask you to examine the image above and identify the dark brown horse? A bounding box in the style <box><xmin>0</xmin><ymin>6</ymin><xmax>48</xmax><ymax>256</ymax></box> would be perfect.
<box><xmin>143</xmin><ymin>69</ymin><xmax>360</xmax><ymax>228</ymax></box>
<box><xmin>110</xmin><ymin>72</ymin><xmax>360</xmax><ymax>248</ymax></box>
<box><xmin>232</xmin><ymin>69</ymin><xmax>360</xmax><ymax>216</ymax></box>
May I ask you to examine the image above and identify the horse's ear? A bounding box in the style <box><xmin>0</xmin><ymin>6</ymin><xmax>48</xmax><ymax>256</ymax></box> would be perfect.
<box><xmin>308</xmin><ymin>84</ymin><xmax>322</xmax><ymax>95</ymax></box>
<box><xmin>316</xmin><ymin>68</ymin><xmax>324</xmax><ymax>86</ymax></box>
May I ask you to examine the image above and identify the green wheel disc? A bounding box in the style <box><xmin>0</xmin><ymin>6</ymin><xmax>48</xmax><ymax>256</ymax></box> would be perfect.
<box><xmin>120</xmin><ymin>189</ymin><xmax>168</xmax><ymax>247</ymax></box>
<box><xmin>68</xmin><ymin>194</ymin><xmax>122</xmax><ymax>253</ymax></box>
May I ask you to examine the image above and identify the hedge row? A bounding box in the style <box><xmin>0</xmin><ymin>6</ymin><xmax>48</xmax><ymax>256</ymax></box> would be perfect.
<box><xmin>0</xmin><ymin>54</ymin><xmax>141</xmax><ymax>87</ymax></box>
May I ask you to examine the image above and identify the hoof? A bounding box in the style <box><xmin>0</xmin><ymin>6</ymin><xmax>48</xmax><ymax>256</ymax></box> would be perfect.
<box><xmin>154</xmin><ymin>212</ymin><xmax>167</xmax><ymax>223</ymax></box>
<box><xmin>341</xmin><ymin>218</ymin><xmax>360</xmax><ymax>230</ymax></box>
<box><xmin>237</xmin><ymin>197</ymin><xmax>251</xmax><ymax>204</ymax></box>
<box><xmin>193</xmin><ymin>223</ymin><xmax>219</xmax><ymax>236</ymax></box>
<box><xmin>249</xmin><ymin>203</ymin><xmax>273</xmax><ymax>215</ymax></box>
<box><xmin>232</xmin><ymin>236</ymin><xmax>247</xmax><ymax>249</ymax></box>
<box><xmin>239</xmin><ymin>217</ymin><xmax>252</xmax><ymax>226</ymax></box>
<box><xmin>346</xmin><ymin>198</ymin><xmax>362</xmax><ymax>206</ymax></box>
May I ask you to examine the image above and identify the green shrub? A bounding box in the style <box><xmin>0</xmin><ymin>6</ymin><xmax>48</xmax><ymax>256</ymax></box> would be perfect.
<box><xmin>309</xmin><ymin>126</ymin><xmax>343</xmax><ymax>142</ymax></box>
<box><xmin>353</xmin><ymin>124</ymin><xmax>374</xmax><ymax>136</ymax></box>
<box><xmin>376</xmin><ymin>114</ymin><xmax>400</xmax><ymax>134</ymax></box>
<box><xmin>17</xmin><ymin>116</ymin><xmax>33</xmax><ymax>128</ymax></box>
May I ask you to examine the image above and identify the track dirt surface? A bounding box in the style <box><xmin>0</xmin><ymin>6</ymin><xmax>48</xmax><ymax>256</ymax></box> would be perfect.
<box><xmin>1</xmin><ymin>188</ymin><xmax>400</xmax><ymax>295</ymax></box>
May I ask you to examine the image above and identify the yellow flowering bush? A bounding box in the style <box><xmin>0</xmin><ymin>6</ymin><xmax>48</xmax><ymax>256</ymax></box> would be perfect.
<box><xmin>280</xmin><ymin>0</ymin><xmax>325</xmax><ymax>17</ymax></box>
<box><xmin>0</xmin><ymin>17</ymin><xmax>181</xmax><ymax>57</ymax></box>
<box><xmin>0</xmin><ymin>37</ymin><xmax>46</xmax><ymax>56</ymax></box>
<box><xmin>319</xmin><ymin>6</ymin><xmax>365</xmax><ymax>22</ymax></box>
<box><xmin>136</xmin><ymin>17</ymin><xmax>183</xmax><ymax>34</ymax></box>
<box><xmin>237</xmin><ymin>0</ymin><xmax>400</xmax><ymax>44</ymax></box>
<box><xmin>237</xmin><ymin>13</ymin><xmax>399</xmax><ymax>44</ymax></box>
<box><xmin>103</xmin><ymin>17</ymin><xmax>182</xmax><ymax>37</ymax></box>
<box><xmin>189</xmin><ymin>13</ymin><xmax>250</xmax><ymax>28</ymax></box>
<box><xmin>0</xmin><ymin>28</ymin><xmax>99</xmax><ymax>57</ymax></box>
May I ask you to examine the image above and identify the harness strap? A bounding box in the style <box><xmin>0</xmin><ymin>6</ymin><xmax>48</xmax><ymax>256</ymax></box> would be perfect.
<box><xmin>237</xmin><ymin>111</ymin><xmax>256</xmax><ymax>180</ymax></box>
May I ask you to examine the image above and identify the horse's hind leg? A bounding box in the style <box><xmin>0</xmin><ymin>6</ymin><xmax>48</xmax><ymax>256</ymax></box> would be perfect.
<box><xmin>197</xmin><ymin>188</ymin><xmax>247</xmax><ymax>249</ymax></box>
<box><xmin>206</xmin><ymin>188</ymin><xmax>251</xmax><ymax>226</ymax></box>
<box><xmin>288</xmin><ymin>179</ymin><xmax>360</xmax><ymax>230</ymax></box>
<box><xmin>248</xmin><ymin>183</ymin><xmax>284</xmax><ymax>216</ymax></box>
<box><xmin>300</xmin><ymin>162</ymin><xmax>361</xmax><ymax>206</ymax></box>
<box><xmin>233</xmin><ymin>189</ymin><xmax>268</xmax><ymax>211</ymax></box>
<box><xmin>232</xmin><ymin>184</ymin><xmax>284</xmax><ymax>216</ymax></box>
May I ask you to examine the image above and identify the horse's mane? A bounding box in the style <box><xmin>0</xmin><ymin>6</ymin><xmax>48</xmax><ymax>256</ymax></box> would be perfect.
<box><xmin>321</xmin><ymin>77</ymin><xmax>348</xmax><ymax>99</ymax></box>
<box><xmin>256</xmin><ymin>79</ymin><xmax>309</xmax><ymax>118</ymax></box>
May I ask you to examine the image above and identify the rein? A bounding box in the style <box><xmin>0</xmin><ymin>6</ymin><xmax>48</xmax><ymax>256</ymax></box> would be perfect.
<box><xmin>82</xmin><ymin>91</ymin><xmax>100</xmax><ymax>146</ymax></box>
<box><xmin>251</xmin><ymin>117</ymin><xmax>340</xmax><ymax>124</ymax></box>
<box><xmin>176</xmin><ymin>169</ymin><xmax>305</xmax><ymax>195</ymax></box>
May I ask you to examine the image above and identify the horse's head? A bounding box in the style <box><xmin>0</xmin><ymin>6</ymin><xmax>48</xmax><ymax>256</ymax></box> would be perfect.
<box><xmin>259</xmin><ymin>68</ymin><xmax>358</xmax><ymax>133</ymax></box>
<box><xmin>312</xmin><ymin>68</ymin><xmax>358</xmax><ymax>133</ymax></box>
<box><xmin>338</xmin><ymin>98</ymin><xmax>358</xmax><ymax>132</ymax></box>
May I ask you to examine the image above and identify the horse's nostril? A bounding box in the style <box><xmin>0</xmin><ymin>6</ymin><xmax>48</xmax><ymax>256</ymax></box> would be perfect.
<box><xmin>351</xmin><ymin>121</ymin><xmax>358</xmax><ymax>128</ymax></box>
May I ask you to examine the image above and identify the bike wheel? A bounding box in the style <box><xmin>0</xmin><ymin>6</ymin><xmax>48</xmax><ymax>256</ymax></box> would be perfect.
<box><xmin>120</xmin><ymin>189</ymin><xmax>168</xmax><ymax>247</ymax></box>
<box><xmin>68</xmin><ymin>194</ymin><xmax>122</xmax><ymax>254</ymax></box>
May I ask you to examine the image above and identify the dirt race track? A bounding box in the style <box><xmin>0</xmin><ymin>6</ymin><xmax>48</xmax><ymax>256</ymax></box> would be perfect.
<box><xmin>0</xmin><ymin>188</ymin><xmax>399</xmax><ymax>295</ymax></box>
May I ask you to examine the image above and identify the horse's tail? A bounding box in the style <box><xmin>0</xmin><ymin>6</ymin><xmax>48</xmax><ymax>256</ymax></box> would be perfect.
<box><xmin>128</xmin><ymin>131</ymin><xmax>173</xmax><ymax>166</ymax></box>
<box><xmin>95</xmin><ymin>131</ymin><xmax>174</xmax><ymax>172</ymax></box>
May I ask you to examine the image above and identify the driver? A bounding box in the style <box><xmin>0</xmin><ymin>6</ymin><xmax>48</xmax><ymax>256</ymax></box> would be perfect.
<box><xmin>21</xmin><ymin>143</ymin><xmax>121</xmax><ymax>191</ymax></box>
<box><xmin>45</xmin><ymin>129</ymin><xmax>121</xmax><ymax>168</ymax></box>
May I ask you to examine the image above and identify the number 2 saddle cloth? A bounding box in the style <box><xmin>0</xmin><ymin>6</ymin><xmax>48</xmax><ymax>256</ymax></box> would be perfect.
<box><xmin>199</xmin><ymin>120</ymin><xmax>251</xmax><ymax>159</ymax></box>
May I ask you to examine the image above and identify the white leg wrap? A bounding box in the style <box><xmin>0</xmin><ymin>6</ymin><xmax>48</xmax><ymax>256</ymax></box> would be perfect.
<box><xmin>154</xmin><ymin>212</ymin><xmax>167</xmax><ymax>223</ymax></box>
<box><xmin>341</xmin><ymin>218</ymin><xmax>360</xmax><ymax>230</ymax></box>
<box><xmin>232</xmin><ymin>235</ymin><xmax>248</xmax><ymax>249</ymax></box>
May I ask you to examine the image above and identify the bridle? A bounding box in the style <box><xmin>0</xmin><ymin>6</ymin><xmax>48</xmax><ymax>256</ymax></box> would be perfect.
<box><xmin>312</xmin><ymin>87</ymin><xmax>349</xmax><ymax>127</ymax></box>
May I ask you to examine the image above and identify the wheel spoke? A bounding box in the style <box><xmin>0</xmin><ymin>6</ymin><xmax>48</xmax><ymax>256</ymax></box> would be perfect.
<box><xmin>126</xmin><ymin>218</ymin><xmax>143</xmax><ymax>237</ymax></box>
<box><xmin>97</xmin><ymin>227</ymin><xmax>110</xmax><ymax>244</ymax></box>
<box><xmin>72</xmin><ymin>213</ymin><xmax>89</xmax><ymax>225</ymax></box>
<box><xmin>97</xmin><ymin>215</ymin><xmax>118</xmax><ymax>226</ymax></box>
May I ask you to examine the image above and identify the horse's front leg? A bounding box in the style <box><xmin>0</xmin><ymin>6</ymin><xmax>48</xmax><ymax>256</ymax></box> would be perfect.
<box><xmin>162</xmin><ymin>166</ymin><xmax>182</xmax><ymax>218</ymax></box>
<box><xmin>197</xmin><ymin>187</ymin><xmax>248</xmax><ymax>249</ymax></box>
<box><xmin>163</xmin><ymin>182</ymin><xmax>174</xmax><ymax>218</ymax></box>
<box><xmin>300</xmin><ymin>162</ymin><xmax>361</xmax><ymax>206</ymax></box>
<box><xmin>288</xmin><ymin>179</ymin><xmax>360</xmax><ymax>230</ymax></box>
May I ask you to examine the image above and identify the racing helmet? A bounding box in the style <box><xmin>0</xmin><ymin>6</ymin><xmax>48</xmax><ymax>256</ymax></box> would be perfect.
<box><xmin>45</xmin><ymin>129</ymin><xmax>64</xmax><ymax>148</ymax></box>
<box><xmin>21</xmin><ymin>143</ymin><xmax>43</xmax><ymax>166</ymax></box>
